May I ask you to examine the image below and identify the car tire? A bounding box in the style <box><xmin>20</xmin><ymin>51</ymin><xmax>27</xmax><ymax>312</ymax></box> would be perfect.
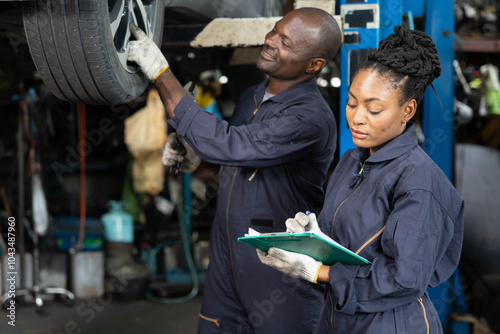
<box><xmin>22</xmin><ymin>0</ymin><xmax>165</xmax><ymax>105</ymax></box>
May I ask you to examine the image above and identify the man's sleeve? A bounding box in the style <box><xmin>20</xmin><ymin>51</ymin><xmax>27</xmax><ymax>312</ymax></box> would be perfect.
<box><xmin>169</xmin><ymin>95</ymin><xmax>331</xmax><ymax>168</ymax></box>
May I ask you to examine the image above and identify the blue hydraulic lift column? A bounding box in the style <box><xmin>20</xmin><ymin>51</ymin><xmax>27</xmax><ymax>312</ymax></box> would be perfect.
<box><xmin>422</xmin><ymin>0</ymin><xmax>455</xmax><ymax>180</ymax></box>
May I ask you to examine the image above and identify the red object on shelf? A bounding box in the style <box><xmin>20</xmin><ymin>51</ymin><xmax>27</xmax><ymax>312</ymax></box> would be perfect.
<box><xmin>456</xmin><ymin>35</ymin><xmax>500</xmax><ymax>53</ymax></box>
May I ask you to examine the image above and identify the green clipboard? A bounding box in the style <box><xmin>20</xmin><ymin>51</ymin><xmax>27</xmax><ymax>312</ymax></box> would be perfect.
<box><xmin>238</xmin><ymin>232</ymin><xmax>370</xmax><ymax>266</ymax></box>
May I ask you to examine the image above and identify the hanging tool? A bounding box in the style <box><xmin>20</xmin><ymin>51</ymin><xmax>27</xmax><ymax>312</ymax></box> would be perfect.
<box><xmin>169</xmin><ymin>133</ymin><xmax>187</xmax><ymax>176</ymax></box>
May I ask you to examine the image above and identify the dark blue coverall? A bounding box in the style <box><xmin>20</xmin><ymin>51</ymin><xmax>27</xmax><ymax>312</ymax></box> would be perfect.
<box><xmin>168</xmin><ymin>78</ymin><xmax>337</xmax><ymax>333</ymax></box>
<box><xmin>314</xmin><ymin>123</ymin><xmax>464</xmax><ymax>333</ymax></box>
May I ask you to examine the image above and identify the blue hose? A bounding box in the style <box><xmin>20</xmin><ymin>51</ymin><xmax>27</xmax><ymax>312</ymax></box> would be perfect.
<box><xmin>145</xmin><ymin>175</ymin><xmax>199</xmax><ymax>304</ymax></box>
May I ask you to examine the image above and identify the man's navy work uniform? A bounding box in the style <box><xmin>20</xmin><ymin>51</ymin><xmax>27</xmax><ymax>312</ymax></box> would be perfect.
<box><xmin>169</xmin><ymin>78</ymin><xmax>337</xmax><ymax>333</ymax></box>
<box><xmin>314</xmin><ymin>123</ymin><xmax>464</xmax><ymax>333</ymax></box>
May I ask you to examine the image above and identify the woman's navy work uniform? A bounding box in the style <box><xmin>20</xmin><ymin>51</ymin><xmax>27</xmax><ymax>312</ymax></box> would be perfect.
<box><xmin>169</xmin><ymin>78</ymin><xmax>337</xmax><ymax>333</ymax></box>
<box><xmin>314</xmin><ymin>123</ymin><xmax>464</xmax><ymax>333</ymax></box>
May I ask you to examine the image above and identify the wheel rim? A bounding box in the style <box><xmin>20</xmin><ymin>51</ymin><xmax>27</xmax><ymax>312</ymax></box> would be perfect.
<box><xmin>108</xmin><ymin>0</ymin><xmax>160</xmax><ymax>73</ymax></box>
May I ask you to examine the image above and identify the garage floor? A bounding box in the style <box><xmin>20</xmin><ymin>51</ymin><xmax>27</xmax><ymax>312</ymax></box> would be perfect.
<box><xmin>0</xmin><ymin>295</ymin><xmax>202</xmax><ymax>334</ymax></box>
<box><xmin>1</xmin><ymin>276</ymin><xmax>499</xmax><ymax>334</ymax></box>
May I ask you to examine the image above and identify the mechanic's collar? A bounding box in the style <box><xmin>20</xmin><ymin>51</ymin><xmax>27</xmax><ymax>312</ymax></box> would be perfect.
<box><xmin>254</xmin><ymin>78</ymin><xmax>318</xmax><ymax>103</ymax></box>
<box><xmin>351</xmin><ymin>122</ymin><xmax>419</xmax><ymax>163</ymax></box>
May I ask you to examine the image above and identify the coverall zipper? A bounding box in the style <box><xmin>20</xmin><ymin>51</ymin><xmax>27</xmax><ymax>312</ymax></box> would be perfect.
<box><xmin>246</xmin><ymin>94</ymin><xmax>266</xmax><ymax>181</ymax></box>
<box><xmin>225</xmin><ymin>94</ymin><xmax>266</xmax><ymax>291</ymax></box>
<box><xmin>248</xmin><ymin>168</ymin><xmax>259</xmax><ymax>181</ymax></box>
<box><xmin>355</xmin><ymin>226</ymin><xmax>386</xmax><ymax>255</ymax></box>
<box><xmin>327</xmin><ymin>163</ymin><xmax>389</xmax><ymax>331</ymax></box>
<box><xmin>327</xmin><ymin>289</ymin><xmax>334</xmax><ymax>334</ymax></box>
<box><xmin>330</xmin><ymin>163</ymin><xmax>365</xmax><ymax>237</ymax></box>
<box><xmin>225</xmin><ymin>170</ymin><xmax>239</xmax><ymax>287</ymax></box>
<box><xmin>418</xmin><ymin>298</ymin><xmax>430</xmax><ymax>334</ymax></box>
<box><xmin>328</xmin><ymin>163</ymin><xmax>365</xmax><ymax>333</ymax></box>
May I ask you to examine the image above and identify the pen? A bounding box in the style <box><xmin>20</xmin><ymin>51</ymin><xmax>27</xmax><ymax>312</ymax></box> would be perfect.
<box><xmin>305</xmin><ymin>211</ymin><xmax>311</xmax><ymax>231</ymax></box>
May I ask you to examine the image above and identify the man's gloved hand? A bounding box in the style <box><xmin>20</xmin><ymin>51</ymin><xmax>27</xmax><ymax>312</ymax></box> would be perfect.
<box><xmin>257</xmin><ymin>248</ymin><xmax>322</xmax><ymax>283</ymax></box>
<box><xmin>286</xmin><ymin>212</ymin><xmax>320</xmax><ymax>233</ymax></box>
<box><xmin>162</xmin><ymin>133</ymin><xmax>201</xmax><ymax>173</ymax></box>
<box><xmin>128</xmin><ymin>22</ymin><xmax>169</xmax><ymax>82</ymax></box>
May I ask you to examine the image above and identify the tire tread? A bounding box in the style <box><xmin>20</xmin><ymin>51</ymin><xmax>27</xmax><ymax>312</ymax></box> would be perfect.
<box><xmin>22</xmin><ymin>0</ymin><xmax>165</xmax><ymax>105</ymax></box>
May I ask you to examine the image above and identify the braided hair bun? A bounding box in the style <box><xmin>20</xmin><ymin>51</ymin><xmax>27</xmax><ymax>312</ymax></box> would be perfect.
<box><xmin>358</xmin><ymin>25</ymin><xmax>441</xmax><ymax>105</ymax></box>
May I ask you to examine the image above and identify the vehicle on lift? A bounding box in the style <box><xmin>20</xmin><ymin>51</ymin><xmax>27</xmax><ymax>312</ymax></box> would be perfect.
<box><xmin>22</xmin><ymin>0</ymin><xmax>166</xmax><ymax>105</ymax></box>
<box><xmin>0</xmin><ymin>0</ymin><xmax>284</xmax><ymax>105</ymax></box>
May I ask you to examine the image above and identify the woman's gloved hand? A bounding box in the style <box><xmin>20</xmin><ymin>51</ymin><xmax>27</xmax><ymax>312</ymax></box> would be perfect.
<box><xmin>257</xmin><ymin>248</ymin><xmax>322</xmax><ymax>283</ymax></box>
<box><xmin>162</xmin><ymin>133</ymin><xmax>201</xmax><ymax>173</ymax></box>
<box><xmin>285</xmin><ymin>212</ymin><xmax>320</xmax><ymax>233</ymax></box>
<box><xmin>128</xmin><ymin>22</ymin><xmax>169</xmax><ymax>82</ymax></box>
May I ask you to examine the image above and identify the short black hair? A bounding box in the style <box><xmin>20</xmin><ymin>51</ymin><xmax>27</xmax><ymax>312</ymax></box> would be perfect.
<box><xmin>295</xmin><ymin>7</ymin><xmax>342</xmax><ymax>63</ymax></box>
<box><xmin>357</xmin><ymin>25</ymin><xmax>441</xmax><ymax>106</ymax></box>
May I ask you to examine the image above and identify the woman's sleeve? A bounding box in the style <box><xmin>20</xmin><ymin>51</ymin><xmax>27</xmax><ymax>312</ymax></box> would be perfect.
<box><xmin>328</xmin><ymin>189</ymin><xmax>463</xmax><ymax>315</ymax></box>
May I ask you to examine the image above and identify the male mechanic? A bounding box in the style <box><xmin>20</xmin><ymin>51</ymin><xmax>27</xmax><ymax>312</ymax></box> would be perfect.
<box><xmin>128</xmin><ymin>8</ymin><xmax>341</xmax><ymax>333</ymax></box>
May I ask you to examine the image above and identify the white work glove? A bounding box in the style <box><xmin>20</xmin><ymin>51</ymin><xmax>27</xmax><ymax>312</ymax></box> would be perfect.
<box><xmin>128</xmin><ymin>22</ymin><xmax>169</xmax><ymax>82</ymax></box>
<box><xmin>162</xmin><ymin>133</ymin><xmax>201</xmax><ymax>173</ymax></box>
<box><xmin>286</xmin><ymin>212</ymin><xmax>320</xmax><ymax>233</ymax></box>
<box><xmin>257</xmin><ymin>248</ymin><xmax>322</xmax><ymax>283</ymax></box>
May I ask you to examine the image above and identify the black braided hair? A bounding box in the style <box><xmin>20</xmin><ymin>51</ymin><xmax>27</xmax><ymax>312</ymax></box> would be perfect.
<box><xmin>357</xmin><ymin>25</ymin><xmax>441</xmax><ymax>106</ymax></box>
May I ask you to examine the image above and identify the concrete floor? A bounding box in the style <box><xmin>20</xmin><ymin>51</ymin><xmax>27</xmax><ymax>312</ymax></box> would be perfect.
<box><xmin>0</xmin><ymin>294</ymin><xmax>202</xmax><ymax>334</ymax></box>
<box><xmin>1</xmin><ymin>275</ymin><xmax>499</xmax><ymax>334</ymax></box>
